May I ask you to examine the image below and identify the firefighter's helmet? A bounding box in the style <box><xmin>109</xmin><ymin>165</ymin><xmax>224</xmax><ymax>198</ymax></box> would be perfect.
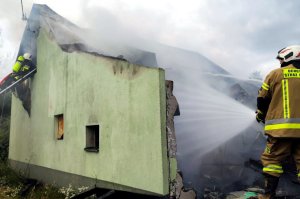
<box><xmin>277</xmin><ymin>45</ymin><xmax>300</xmax><ymax>63</ymax></box>
<box><xmin>23</xmin><ymin>53</ymin><xmax>32</xmax><ymax>60</ymax></box>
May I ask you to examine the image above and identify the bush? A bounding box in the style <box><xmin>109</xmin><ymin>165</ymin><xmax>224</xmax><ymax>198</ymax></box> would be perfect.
<box><xmin>0</xmin><ymin>93</ymin><xmax>11</xmax><ymax>118</ymax></box>
<box><xmin>0</xmin><ymin>162</ymin><xmax>23</xmax><ymax>187</ymax></box>
<box><xmin>0</xmin><ymin>117</ymin><xmax>10</xmax><ymax>162</ymax></box>
<box><xmin>0</xmin><ymin>92</ymin><xmax>11</xmax><ymax>162</ymax></box>
<box><xmin>0</xmin><ymin>94</ymin><xmax>67</xmax><ymax>198</ymax></box>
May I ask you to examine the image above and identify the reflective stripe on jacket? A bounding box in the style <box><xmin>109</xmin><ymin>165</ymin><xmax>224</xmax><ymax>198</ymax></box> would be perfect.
<box><xmin>257</xmin><ymin>64</ymin><xmax>300</xmax><ymax>137</ymax></box>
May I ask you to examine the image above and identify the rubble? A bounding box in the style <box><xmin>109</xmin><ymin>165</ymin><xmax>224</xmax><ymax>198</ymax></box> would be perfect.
<box><xmin>171</xmin><ymin>172</ymin><xmax>196</xmax><ymax>199</ymax></box>
<box><xmin>203</xmin><ymin>188</ymin><xmax>224</xmax><ymax>199</ymax></box>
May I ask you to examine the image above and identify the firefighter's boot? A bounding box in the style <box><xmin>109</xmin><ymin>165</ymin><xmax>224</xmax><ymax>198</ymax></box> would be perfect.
<box><xmin>258</xmin><ymin>174</ymin><xmax>279</xmax><ymax>199</ymax></box>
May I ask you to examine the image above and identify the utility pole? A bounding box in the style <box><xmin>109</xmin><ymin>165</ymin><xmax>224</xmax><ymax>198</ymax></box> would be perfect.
<box><xmin>20</xmin><ymin>0</ymin><xmax>27</xmax><ymax>21</ymax></box>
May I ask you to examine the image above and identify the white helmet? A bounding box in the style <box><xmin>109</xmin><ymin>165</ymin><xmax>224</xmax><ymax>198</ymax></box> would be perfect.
<box><xmin>23</xmin><ymin>53</ymin><xmax>32</xmax><ymax>60</ymax></box>
<box><xmin>277</xmin><ymin>45</ymin><xmax>300</xmax><ymax>63</ymax></box>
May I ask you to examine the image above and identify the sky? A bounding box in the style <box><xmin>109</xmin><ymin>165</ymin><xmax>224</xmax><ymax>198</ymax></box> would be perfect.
<box><xmin>0</xmin><ymin>0</ymin><xmax>300</xmax><ymax>79</ymax></box>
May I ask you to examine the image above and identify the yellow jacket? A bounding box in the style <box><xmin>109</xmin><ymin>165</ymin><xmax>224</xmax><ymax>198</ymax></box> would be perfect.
<box><xmin>12</xmin><ymin>56</ymin><xmax>25</xmax><ymax>73</ymax></box>
<box><xmin>258</xmin><ymin>64</ymin><xmax>300</xmax><ymax>137</ymax></box>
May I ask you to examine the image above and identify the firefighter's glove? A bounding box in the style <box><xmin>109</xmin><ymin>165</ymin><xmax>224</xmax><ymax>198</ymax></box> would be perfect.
<box><xmin>256</xmin><ymin>110</ymin><xmax>265</xmax><ymax>124</ymax></box>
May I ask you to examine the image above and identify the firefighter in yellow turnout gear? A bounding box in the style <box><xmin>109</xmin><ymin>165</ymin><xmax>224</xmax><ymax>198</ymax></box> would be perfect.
<box><xmin>12</xmin><ymin>53</ymin><xmax>33</xmax><ymax>80</ymax></box>
<box><xmin>0</xmin><ymin>53</ymin><xmax>35</xmax><ymax>91</ymax></box>
<box><xmin>256</xmin><ymin>45</ymin><xmax>300</xmax><ymax>199</ymax></box>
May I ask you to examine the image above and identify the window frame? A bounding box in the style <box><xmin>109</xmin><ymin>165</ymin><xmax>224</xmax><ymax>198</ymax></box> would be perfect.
<box><xmin>84</xmin><ymin>124</ymin><xmax>100</xmax><ymax>153</ymax></box>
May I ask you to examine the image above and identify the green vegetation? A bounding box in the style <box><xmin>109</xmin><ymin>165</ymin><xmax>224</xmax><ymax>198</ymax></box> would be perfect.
<box><xmin>0</xmin><ymin>93</ymin><xmax>68</xmax><ymax>198</ymax></box>
<box><xmin>0</xmin><ymin>117</ymin><xmax>10</xmax><ymax>162</ymax></box>
<box><xmin>0</xmin><ymin>166</ymin><xmax>66</xmax><ymax>198</ymax></box>
<box><xmin>0</xmin><ymin>93</ymin><xmax>11</xmax><ymax>162</ymax></box>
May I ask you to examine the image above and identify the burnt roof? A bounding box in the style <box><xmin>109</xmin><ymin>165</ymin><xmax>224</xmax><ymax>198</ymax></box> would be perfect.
<box><xmin>17</xmin><ymin>4</ymin><xmax>158</xmax><ymax>67</ymax></box>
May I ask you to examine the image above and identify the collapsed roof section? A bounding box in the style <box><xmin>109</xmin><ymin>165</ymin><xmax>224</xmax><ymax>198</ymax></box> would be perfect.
<box><xmin>17</xmin><ymin>4</ymin><xmax>158</xmax><ymax>68</ymax></box>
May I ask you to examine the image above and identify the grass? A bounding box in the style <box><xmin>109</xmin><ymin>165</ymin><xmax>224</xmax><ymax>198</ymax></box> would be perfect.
<box><xmin>0</xmin><ymin>161</ymin><xmax>91</xmax><ymax>198</ymax></box>
<box><xmin>0</xmin><ymin>162</ymin><xmax>67</xmax><ymax>199</ymax></box>
<box><xmin>0</xmin><ymin>94</ymin><xmax>93</xmax><ymax>198</ymax></box>
<box><xmin>0</xmin><ymin>95</ymin><xmax>67</xmax><ymax>198</ymax></box>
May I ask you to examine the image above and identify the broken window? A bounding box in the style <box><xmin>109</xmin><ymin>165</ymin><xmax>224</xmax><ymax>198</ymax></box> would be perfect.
<box><xmin>55</xmin><ymin>114</ymin><xmax>64</xmax><ymax>140</ymax></box>
<box><xmin>84</xmin><ymin>125</ymin><xmax>99</xmax><ymax>152</ymax></box>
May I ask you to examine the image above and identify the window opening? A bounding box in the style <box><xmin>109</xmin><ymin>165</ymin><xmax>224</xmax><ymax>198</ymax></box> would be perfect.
<box><xmin>55</xmin><ymin>114</ymin><xmax>64</xmax><ymax>140</ymax></box>
<box><xmin>85</xmin><ymin>125</ymin><xmax>100</xmax><ymax>152</ymax></box>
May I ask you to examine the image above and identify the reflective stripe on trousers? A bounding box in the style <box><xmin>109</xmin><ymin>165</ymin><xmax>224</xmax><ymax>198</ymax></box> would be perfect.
<box><xmin>263</xmin><ymin>164</ymin><xmax>283</xmax><ymax>174</ymax></box>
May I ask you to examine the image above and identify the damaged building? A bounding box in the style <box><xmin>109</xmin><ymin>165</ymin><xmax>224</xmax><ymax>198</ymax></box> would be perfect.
<box><xmin>8</xmin><ymin>4</ymin><xmax>197</xmax><ymax>198</ymax></box>
<box><xmin>10</xmin><ymin>3</ymin><xmax>300</xmax><ymax>199</ymax></box>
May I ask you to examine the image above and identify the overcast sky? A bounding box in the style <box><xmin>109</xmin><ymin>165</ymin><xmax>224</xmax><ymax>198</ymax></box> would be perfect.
<box><xmin>0</xmin><ymin>0</ymin><xmax>299</xmax><ymax>79</ymax></box>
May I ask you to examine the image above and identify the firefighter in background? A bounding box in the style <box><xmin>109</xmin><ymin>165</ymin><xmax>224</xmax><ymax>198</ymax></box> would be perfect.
<box><xmin>12</xmin><ymin>53</ymin><xmax>34</xmax><ymax>80</ymax></box>
<box><xmin>256</xmin><ymin>45</ymin><xmax>300</xmax><ymax>199</ymax></box>
<box><xmin>0</xmin><ymin>52</ymin><xmax>35</xmax><ymax>90</ymax></box>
